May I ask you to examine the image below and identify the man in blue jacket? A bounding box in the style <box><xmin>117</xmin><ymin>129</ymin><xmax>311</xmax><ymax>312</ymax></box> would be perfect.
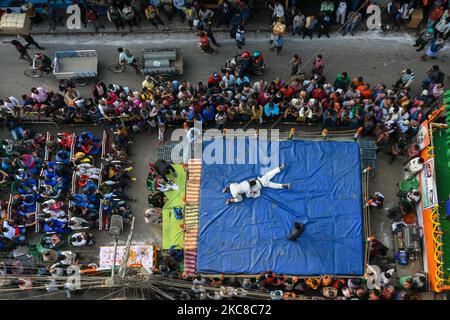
<box><xmin>173</xmin><ymin>0</ymin><xmax>186</xmax><ymax>22</ymax></box>
<box><xmin>264</xmin><ymin>101</ymin><xmax>279</xmax><ymax>121</ymax></box>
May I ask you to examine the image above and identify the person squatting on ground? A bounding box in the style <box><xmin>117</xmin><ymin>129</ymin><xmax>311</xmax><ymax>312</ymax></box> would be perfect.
<box><xmin>366</xmin><ymin>192</ymin><xmax>385</xmax><ymax>209</ymax></box>
<box><xmin>86</xmin><ymin>8</ymin><xmax>106</xmax><ymax>32</ymax></box>
<box><xmin>154</xmin><ymin>159</ymin><xmax>177</xmax><ymax>183</ymax></box>
<box><xmin>413</xmin><ymin>27</ymin><xmax>435</xmax><ymax>51</ymax></box>
<box><xmin>404</xmin><ymin>156</ymin><xmax>424</xmax><ymax>178</ymax></box>
<box><xmin>393</xmin><ymin>68</ymin><xmax>415</xmax><ymax>89</ymax></box>
<box><xmin>107</xmin><ymin>5</ymin><xmax>125</xmax><ymax>31</ymax></box>
<box><xmin>287</xmin><ymin>222</ymin><xmax>305</xmax><ymax>241</ymax></box>
<box><xmin>145</xmin><ymin>4</ymin><xmax>165</xmax><ymax>29</ymax></box>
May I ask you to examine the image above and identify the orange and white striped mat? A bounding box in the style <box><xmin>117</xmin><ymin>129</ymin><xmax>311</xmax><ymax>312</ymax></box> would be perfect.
<box><xmin>184</xmin><ymin>250</ymin><xmax>197</xmax><ymax>275</ymax></box>
<box><xmin>186</xmin><ymin>183</ymin><xmax>201</xmax><ymax>202</ymax></box>
<box><xmin>185</xmin><ymin>159</ymin><xmax>202</xmax><ymax>205</ymax></box>
<box><xmin>184</xmin><ymin>229</ymin><xmax>198</xmax><ymax>251</ymax></box>
<box><xmin>184</xmin><ymin>205</ymin><xmax>199</xmax><ymax>251</ymax></box>
<box><xmin>188</xmin><ymin>159</ymin><xmax>202</xmax><ymax>179</ymax></box>
<box><xmin>185</xmin><ymin>205</ymin><xmax>199</xmax><ymax>227</ymax></box>
<box><xmin>183</xmin><ymin>159</ymin><xmax>202</xmax><ymax>274</ymax></box>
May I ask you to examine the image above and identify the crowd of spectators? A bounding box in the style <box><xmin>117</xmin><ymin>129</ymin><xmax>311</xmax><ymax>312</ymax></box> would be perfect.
<box><xmin>153</xmin><ymin>234</ymin><xmax>427</xmax><ymax>300</ymax></box>
<box><xmin>3</xmin><ymin>0</ymin><xmax>448</xmax><ymax>36</ymax></box>
<box><xmin>2</xmin><ymin>0</ymin><xmax>448</xmax><ymax>300</ymax></box>
<box><xmin>1</xmin><ymin>0</ymin><xmax>254</xmax><ymax>32</ymax></box>
<box><xmin>0</xmin><ymin>123</ymin><xmax>136</xmax><ymax>294</ymax></box>
<box><xmin>0</xmin><ymin>129</ymin><xmax>88</xmax><ymax>293</ymax></box>
<box><xmin>0</xmin><ymin>63</ymin><xmax>444</xmax><ymax>300</ymax></box>
<box><xmin>0</xmin><ymin>53</ymin><xmax>445</xmax><ymax>140</ymax></box>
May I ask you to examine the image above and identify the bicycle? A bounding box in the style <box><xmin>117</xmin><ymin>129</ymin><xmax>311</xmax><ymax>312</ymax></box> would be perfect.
<box><xmin>107</xmin><ymin>60</ymin><xmax>142</xmax><ymax>73</ymax></box>
<box><xmin>24</xmin><ymin>59</ymin><xmax>47</xmax><ymax>78</ymax></box>
<box><xmin>108</xmin><ymin>61</ymin><xmax>171</xmax><ymax>83</ymax></box>
<box><xmin>24</xmin><ymin>57</ymin><xmax>89</xmax><ymax>86</ymax></box>
<box><xmin>72</xmin><ymin>78</ymin><xmax>88</xmax><ymax>86</ymax></box>
<box><xmin>107</xmin><ymin>61</ymin><xmax>170</xmax><ymax>81</ymax></box>
<box><xmin>107</xmin><ymin>62</ymin><xmax>128</xmax><ymax>73</ymax></box>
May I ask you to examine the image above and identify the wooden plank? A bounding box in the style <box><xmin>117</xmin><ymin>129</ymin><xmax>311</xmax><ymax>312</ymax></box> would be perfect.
<box><xmin>35</xmin><ymin>203</ymin><xmax>40</xmax><ymax>233</ymax></box>
<box><xmin>69</xmin><ymin>133</ymin><xmax>76</xmax><ymax>158</ymax></box>
<box><xmin>101</xmin><ymin>130</ymin><xmax>107</xmax><ymax>161</ymax></box>
<box><xmin>44</xmin><ymin>132</ymin><xmax>50</xmax><ymax>162</ymax></box>
<box><xmin>98</xmin><ymin>163</ymin><xmax>104</xmax><ymax>231</ymax></box>
<box><xmin>7</xmin><ymin>194</ymin><xmax>13</xmax><ymax>220</ymax></box>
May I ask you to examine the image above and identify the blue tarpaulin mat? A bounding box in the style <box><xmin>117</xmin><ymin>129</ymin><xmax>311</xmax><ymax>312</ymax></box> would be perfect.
<box><xmin>197</xmin><ymin>139</ymin><xmax>364</xmax><ymax>275</ymax></box>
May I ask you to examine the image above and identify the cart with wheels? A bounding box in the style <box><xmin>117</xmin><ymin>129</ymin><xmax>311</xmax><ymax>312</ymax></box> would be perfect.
<box><xmin>53</xmin><ymin>50</ymin><xmax>98</xmax><ymax>86</ymax></box>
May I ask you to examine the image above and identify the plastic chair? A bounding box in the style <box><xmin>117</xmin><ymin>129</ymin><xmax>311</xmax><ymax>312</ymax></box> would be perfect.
<box><xmin>10</xmin><ymin>181</ymin><xmax>20</xmax><ymax>195</ymax></box>
<box><xmin>146</xmin><ymin>175</ymin><xmax>155</xmax><ymax>191</ymax></box>
<box><xmin>27</xmin><ymin>236</ymin><xmax>46</xmax><ymax>257</ymax></box>
<box><xmin>68</xmin><ymin>232</ymin><xmax>94</xmax><ymax>247</ymax></box>
<box><xmin>398</xmin><ymin>177</ymin><xmax>419</xmax><ymax>193</ymax></box>
<box><xmin>148</xmin><ymin>194</ymin><xmax>153</xmax><ymax>207</ymax></box>
<box><xmin>0</xmin><ymin>170</ymin><xmax>9</xmax><ymax>191</ymax></box>
<box><xmin>270</xmin><ymin>290</ymin><xmax>284</xmax><ymax>300</ymax></box>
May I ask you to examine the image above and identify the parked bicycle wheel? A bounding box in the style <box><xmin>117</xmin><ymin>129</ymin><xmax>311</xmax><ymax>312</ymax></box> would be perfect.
<box><xmin>107</xmin><ymin>63</ymin><xmax>126</xmax><ymax>73</ymax></box>
<box><xmin>72</xmin><ymin>77</ymin><xmax>88</xmax><ymax>86</ymax></box>
<box><xmin>24</xmin><ymin>68</ymin><xmax>43</xmax><ymax>78</ymax></box>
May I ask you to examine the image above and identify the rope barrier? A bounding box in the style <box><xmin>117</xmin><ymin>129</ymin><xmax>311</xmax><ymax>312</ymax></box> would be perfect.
<box><xmin>430</xmin><ymin>205</ymin><xmax>446</xmax><ymax>291</ymax></box>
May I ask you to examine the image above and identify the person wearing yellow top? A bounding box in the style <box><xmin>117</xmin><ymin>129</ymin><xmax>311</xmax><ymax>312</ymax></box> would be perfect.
<box><xmin>142</xmin><ymin>76</ymin><xmax>156</xmax><ymax>92</ymax></box>
<box><xmin>252</xmin><ymin>104</ymin><xmax>263</xmax><ymax>124</ymax></box>
<box><xmin>115</xmin><ymin>124</ymin><xmax>129</xmax><ymax>139</ymax></box>
<box><xmin>183</xmin><ymin>3</ymin><xmax>197</xmax><ymax>29</ymax></box>
<box><xmin>306</xmin><ymin>277</ymin><xmax>321</xmax><ymax>290</ymax></box>
<box><xmin>351</xmin><ymin>76</ymin><xmax>365</xmax><ymax>88</ymax></box>
<box><xmin>145</xmin><ymin>4</ymin><xmax>165</xmax><ymax>28</ymax></box>
<box><xmin>141</xmin><ymin>87</ymin><xmax>153</xmax><ymax>101</ymax></box>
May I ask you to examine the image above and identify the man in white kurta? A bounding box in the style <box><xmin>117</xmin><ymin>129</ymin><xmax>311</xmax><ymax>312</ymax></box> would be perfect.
<box><xmin>223</xmin><ymin>164</ymin><xmax>290</xmax><ymax>204</ymax></box>
<box><xmin>223</xmin><ymin>180</ymin><xmax>252</xmax><ymax>204</ymax></box>
<box><xmin>249</xmin><ymin>164</ymin><xmax>290</xmax><ymax>198</ymax></box>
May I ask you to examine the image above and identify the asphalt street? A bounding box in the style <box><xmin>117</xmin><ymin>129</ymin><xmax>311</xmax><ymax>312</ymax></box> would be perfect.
<box><xmin>0</xmin><ymin>31</ymin><xmax>448</xmax><ymax>269</ymax></box>
<box><xmin>1</xmin><ymin>30</ymin><xmax>449</xmax><ymax>98</ymax></box>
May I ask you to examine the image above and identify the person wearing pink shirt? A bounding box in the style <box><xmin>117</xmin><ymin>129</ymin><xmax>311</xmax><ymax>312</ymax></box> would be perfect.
<box><xmin>30</xmin><ymin>87</ymin><xmax>48</xmax><ymax>103</ymax></box>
